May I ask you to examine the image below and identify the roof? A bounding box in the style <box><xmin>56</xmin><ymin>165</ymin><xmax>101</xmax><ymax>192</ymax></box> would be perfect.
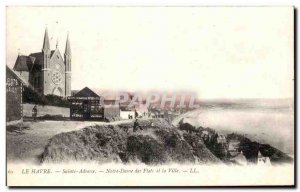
<box><xmin>28</xmin><ymin>52</ymin><xmax>43</xmax><ymax>67</ymax></box>
<box><xmin>43</xmin><ymin>27</ymin><xmax>50</xmax><ymax>50</ymax></box>
<box><xmin>13</xmin><ymin>55</ymin><xmax>35</xmax><ymax>71</ymax></box>
<box><xmin>71</xmin><ymin>89</ymin><xmax>122</xmax><ymax>101</ymax></box>
<box><xmin>7</xmin><ymin>66</ymin><xmax>24</xmax><ymax>83</ymax></box>
<box><xmin>65</xmin><ymin>34</ymin><xmax>71</xmax><ymax>56</ymax></box>
<box><xmin>14</xmin><ymin>49</ymin><xmax>61</xmax><ymax>72</ymax></box>
<box><xmin>258</xmin><ymin>151</ymin><xmax>265</xmax><ymax>158</ymax></box>
<box><xmin>51</xmin><ymin>50</ymin><xmax>56</xmax><ymax>57</ymax></box>
<box><xmin>71</xmin><ymin>90</ymin><xmax>79</xmax><ymax>96</ymax></box>
<box><xmin>232</xmin><ymin>152</ymin><xmax>247</xmax><ymax>165</ymax></box>
<box><xmin>73</xmin><ymin>87</ymin><xmax>100</xmax><ymax>98</ymax></box>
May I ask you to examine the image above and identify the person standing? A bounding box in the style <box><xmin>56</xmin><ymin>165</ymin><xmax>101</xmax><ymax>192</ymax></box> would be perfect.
<box><xmin>32</xmin><ymin>105</ymin><xmax>38</xmax><ymax>121</ymax></box>
<box><xmin>134</xmin><ymin>109</ymin><xmax>139</xmax><ymax>119</ymax></box>
<box><xmin>133</xmin><ymin>119</ymin><xmax>143</xmax><ymax>132</ymax></box>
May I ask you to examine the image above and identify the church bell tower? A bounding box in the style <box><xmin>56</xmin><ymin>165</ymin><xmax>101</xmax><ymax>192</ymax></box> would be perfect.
<box><xmin>64</xmin><ymin>33</ymin><xmax>72</xmax><ymax>97</ymax></box>
<box><xmin>42</xmin><ymin>27</ymin><xmax>51</xmax><ymax>95</ymax></box>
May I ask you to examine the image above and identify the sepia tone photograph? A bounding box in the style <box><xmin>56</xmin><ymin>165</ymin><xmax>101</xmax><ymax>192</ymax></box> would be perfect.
<box><xmin>6</xmin><ymin>6</ymin><xmax>294</xmax><ymax>187</ymax></box>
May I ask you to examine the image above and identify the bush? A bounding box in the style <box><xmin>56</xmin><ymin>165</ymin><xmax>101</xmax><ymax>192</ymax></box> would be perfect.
<box><xmin>44</xmin><ymin>94</ymin><xmax>69</xmax><ymax>108</ymax></box>
<box><xmin>23</xmin><ymin>86</ymin><xmax>48</xmax><ymax>105</ymax></box>
<box><xmin>23</xmin><ymin>86</ymin><xmax>69</xmax><ymax>107</ymax></box>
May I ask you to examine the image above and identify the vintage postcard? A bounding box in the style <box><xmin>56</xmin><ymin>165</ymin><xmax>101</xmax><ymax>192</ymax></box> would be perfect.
<box><xmin>6</xmin><ymin>6</ymin><xmax>294</xmax><ymax>186</ymax></box>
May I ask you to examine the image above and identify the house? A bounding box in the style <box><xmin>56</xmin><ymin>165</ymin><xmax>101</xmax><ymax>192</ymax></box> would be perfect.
<box><xmin>94</xmin><ymin>90</ymin><xmax>121</xmax><ymax>121</ymax></box>
<box><xmin>231</xmin><ymin>151</ymin><xmax>247</xmax><ymax>166</ymax></box>
<box><xmin>68</xmin><ymin>87</ymin><xmax>103</xmax><ymax>120</ymax></box>
<box><xmin>103</xmin><ymin>99</ymin><xmax>120</xmax><ymax>121</ymax></box>
<box><xmin>6</xmin><ymin>66</ymin><xmax>24</xmax><ymax>123</ymax></box>
<box><xmin>135</xmin><ymin>105</ymin><xmax>149</xmax><ymax>117</ymax></box>
<box><xmin>228</xmin><ymin>140</ymin><xmax>240</xmax><ymax>156</ymax></box>
<box><xmin>257</xmin><ymin>151</ymin><xmax>271</xmax><ymax>165</ymax></box>
<box><xmin>149</xmin><ymin>108</ymin><xmax>164</xmax><ymax>118</ymax></box>
<box><xmin>217</xmin><ymin>134</ymin><xmax>227</xmax><ymax>144</ymax></box>
<box><xmin>67</xmin><ymin>87</ymin><xmax>120</xmax><ymax>121</ymax></box>
<box><xmin>201</xmin><ymin>131</ymin><xmax>211</xmax><ymax>143</ymax></box>
<box><xmin>120</xmin><ymin>111</ymin><xmax>135</xmax><ymax>119</ymax></box>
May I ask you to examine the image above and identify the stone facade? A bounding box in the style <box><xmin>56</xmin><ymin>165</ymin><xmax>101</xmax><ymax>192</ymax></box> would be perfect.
<box><xmin>13</xmin><ymin>28</ymin><xmax>71</xmax><ymax>97</ymax></box>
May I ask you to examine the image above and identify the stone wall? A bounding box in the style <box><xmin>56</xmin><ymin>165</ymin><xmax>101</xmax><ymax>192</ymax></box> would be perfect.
<box><xmin>23</xmin><ymin>103</ymin><xmax>69</xmax><ymax>117</ymax></box>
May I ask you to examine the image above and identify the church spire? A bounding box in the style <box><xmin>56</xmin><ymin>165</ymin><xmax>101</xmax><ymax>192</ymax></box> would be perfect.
<box><xmin>64</xmin><ymin>33</ymin><xmax>71</xmax><ymax>56</ymax></box>
<box><xmin>56</xmin><ymin>38</ymin><xmax>59</xmax><ymax>49</ymax></box>
<box><xmin>42</xmin><ymin>27</ymin><xmax>50</xmax><ymax>51</ymax></box>
<box><xmin>64</xmin><ymin>32</ymin><xmax>72</xmax><ymax>97</ymax></box>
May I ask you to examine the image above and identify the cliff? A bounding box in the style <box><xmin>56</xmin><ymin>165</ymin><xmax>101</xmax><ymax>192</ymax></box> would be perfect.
<box><xmin>41</xmin><ymin>119</ymin><xmax>221</xmax><ymax>164</ymax></box>
<box><xmin>41</xmin><ymin>118</ymin><xmax>292</xmax><ymax>165</ymax></box>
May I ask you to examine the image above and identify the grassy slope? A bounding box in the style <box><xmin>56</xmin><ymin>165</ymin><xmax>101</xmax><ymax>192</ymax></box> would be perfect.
<box><xmin>41</xmin><ymin>119</ymin><xmax>221</xmax><ymax>165</ymax></box>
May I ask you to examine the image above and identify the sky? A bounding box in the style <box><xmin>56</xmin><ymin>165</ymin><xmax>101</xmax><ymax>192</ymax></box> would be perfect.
<box><xmin>6</xmin><ymin>7</ymin><xmax>294</xmax><ymax>99</ymax></box>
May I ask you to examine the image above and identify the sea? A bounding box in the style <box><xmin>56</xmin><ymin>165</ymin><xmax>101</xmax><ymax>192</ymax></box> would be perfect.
<box><xmin>172</xmin><ymin>98</ymin><xmax>294</xmax><ymax>156</ymax></box>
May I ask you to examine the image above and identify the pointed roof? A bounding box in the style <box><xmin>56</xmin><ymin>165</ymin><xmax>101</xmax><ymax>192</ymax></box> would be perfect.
<box><xmin>74</xmin><ymin>87</ymin><xmax>100</xmax><ymax>98</ymax></box>
<box><xmin>56</xmin><ymin>38</ymin><xmax>59</xmax><ymax>49</ymax></box>
<box><xmin>7</xmin><ymin>66</ymin><xmax>31</xmax><ymax>87</ymax></box>
<box><xmin>258</xmin><ymin>151</ymin><xmax>264</xmax><ymax>158</ymax></box>
<box><xmin>13</xmin><ymin>49</ymin><xmax>59</xmax><ymax>72</ymax></box>
<box><xmin>50</xmin><ymin>48</ymin><xmax>64</xmax><ymax>60</ymax></box>
<box><xmin>42</xmin><ymin>27</ymin><xmax>50</xmax><ymax>51</ymax></box>
<box><xmin>13</xmin><ymin>55</ymin><xmax>35</xmax><ymax>71</ymax></box>
<box><xmin>7</xmin><ymin>66</ymin><xmax>25</xmax><ymax>83</ymax></box>
<box><xmin>65</xmin><ymin>33</ymin><xmax>71</xmax><ymax>56</ymax></box>
<box><xmin>232</xmin><ymin>151</ymin><xmax>247</xmax><ymax>165</ymax></box>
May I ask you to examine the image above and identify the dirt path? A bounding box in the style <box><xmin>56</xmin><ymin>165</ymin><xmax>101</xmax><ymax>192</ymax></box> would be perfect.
<box><xmin>6</xmin><ymin>120</ymin><xmax>132</xmax><ymax>163</ymax></box>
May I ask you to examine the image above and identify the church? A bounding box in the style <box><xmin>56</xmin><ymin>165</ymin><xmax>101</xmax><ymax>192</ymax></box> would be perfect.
<box><xmin>13</xmin><ymin>28</ymin><xmax>71</xmax><ymax>97</ymax></box>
